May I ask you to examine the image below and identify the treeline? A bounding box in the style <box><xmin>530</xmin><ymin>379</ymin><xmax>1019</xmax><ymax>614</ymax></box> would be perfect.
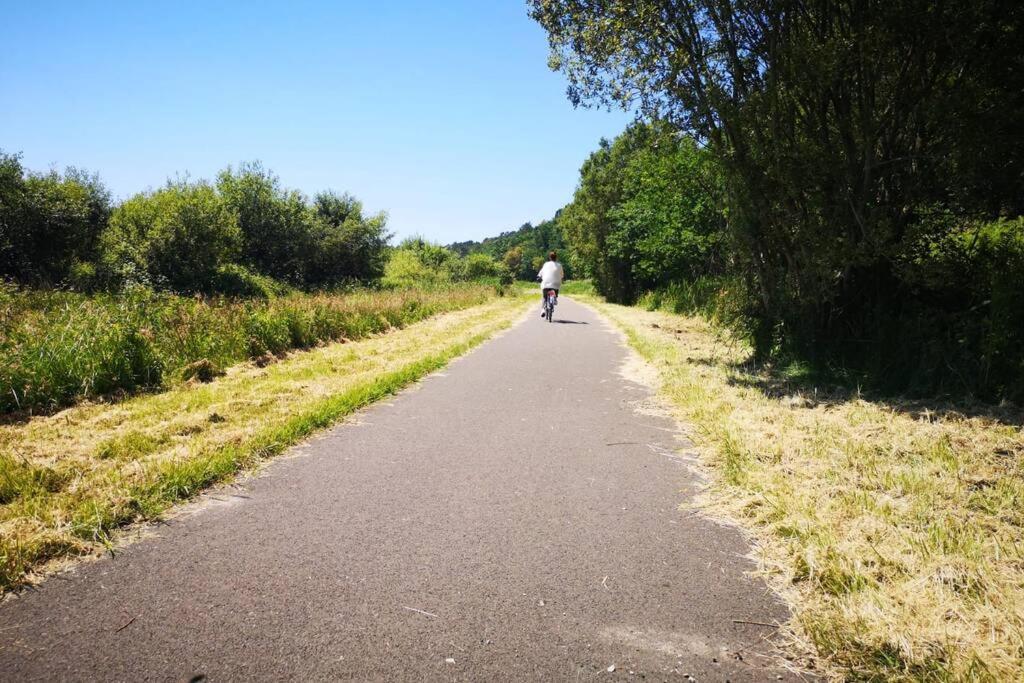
<box><xmin>381</xmin><ymin>237</ymin><xmax>511</xmax><ymax>288</ymax></box>
<box><xmin>449</xmin><ymin>218</ymin><xmax>569</xmax><ymax>281</ymax></box>
<box><xmin>0</xmin><ymin>154</ymin><xmax>389</xmax><ymax>295</ymax></box>
<box><xmin>532</xmin><ymin>0</ymin><xmax>1024</xmax><ymax>400</ymax></box>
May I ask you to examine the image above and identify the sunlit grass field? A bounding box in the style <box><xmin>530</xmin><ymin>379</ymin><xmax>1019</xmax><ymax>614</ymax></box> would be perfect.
<box><xmin>588</xmin><ymin>297</ymin><xmax>1024</xmax><ymax>682</ymax></box>
<box><xmin>0</xmin><ymin>291</ymin><xmax>530</xmax><ymax>593</ymax></box>
<box><xmin>0</xmin><ymin>284</ymin><xmax>503</xmax><ymax>416</ymax></box>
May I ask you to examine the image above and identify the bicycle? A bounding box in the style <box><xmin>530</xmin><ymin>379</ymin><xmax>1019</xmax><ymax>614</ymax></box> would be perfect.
<box><xmin>543</xmin><ymin>288</ymin><xmax>557</xmax><ymax>322</ymax></box>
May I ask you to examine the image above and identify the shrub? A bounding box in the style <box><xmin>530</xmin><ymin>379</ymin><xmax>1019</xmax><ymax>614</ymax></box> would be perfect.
<box><xmin>217</xmin><ymin>165</ymin><xmax>390</xmax><ymax>288</ymax></box>
<box><xmin>0</xmin><ymin>152</ymin><xmax>111</xmax><ymax>286</ymax></box>
<box><xmin>307</xmin><ymin>191</ymin><xmax>390</xmax><ymax>286</ymax></box>
<box><xmin>216</xmin><ymin>162</ymin><xmax>315</xmax><ymax>285</ymax></box>
<box><xmin>210</xmin><ymin>263</ymin><xmax>290</xmax><ymax>299</ymax></box>
<box><xmin>881</xmin><ymin>217</ymin><xmax>1024</xmax><ymax>399</ymax></box>
<box><xmin>457</xmin><ymin>253</ymin><xmax>502</xmax><ymax>280</ymax></box>
<box><xmin>100</xmin><ymin>180</ymin><xmax>241</xmax><ymax>292</ymax></box>
<box><xmin>382</xmin><ymin>248</ymin><xmax>450</xmax><ymax>288</ymax></box>
<box><xmin>67</xmin><ymin>261</ymin><xmax>100</xmax><ymax>292</ymax></box>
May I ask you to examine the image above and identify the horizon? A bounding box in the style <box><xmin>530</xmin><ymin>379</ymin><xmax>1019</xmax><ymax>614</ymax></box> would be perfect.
<box><xmin>1</xmin><ymin>1</ymin><xmax>634</xmax><ymax>244</ymax></box>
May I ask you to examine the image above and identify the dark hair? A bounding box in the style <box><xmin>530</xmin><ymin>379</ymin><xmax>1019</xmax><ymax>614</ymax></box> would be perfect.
<box><xmin>549</xmin><ymin>251</ymin><xmax>557</xmax><ymax>261</ymax></box>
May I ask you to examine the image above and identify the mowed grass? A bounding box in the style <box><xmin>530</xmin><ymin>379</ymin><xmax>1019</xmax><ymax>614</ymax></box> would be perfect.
<box><xmin>0</xmin><ymin>293</ymin><xmax>530</xmax><ymax>592</ymax></box>
<box><xmin>0</xmin><ymin>284</ymin><xmax>502</xmax><ymax>415</ymax></box>
<box><xmin>587</xmin><ymin>298</ymin><xmax>1024</xmax><ymax>682</ymax></box>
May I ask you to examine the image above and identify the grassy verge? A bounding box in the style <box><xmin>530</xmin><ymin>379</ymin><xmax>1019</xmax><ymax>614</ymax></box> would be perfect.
<box><xmin>582</xmin><ymin>296</ymin><xmax>1024</xmax><ymax>681</ymax></box>
<box><xmin>0</xmin><ymin>284</ymin><xmax>504</xmax><ymax>415</ymax></box>
<box><xmin>0</xmin><ymin>293</ymin><xmax>530</xmax><ymax>593</ymax></box>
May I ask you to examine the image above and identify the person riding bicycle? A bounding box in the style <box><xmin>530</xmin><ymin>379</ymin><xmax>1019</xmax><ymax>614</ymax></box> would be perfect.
<box><xmin>537</xmin><ymin>251</ymin><xmax>564</xmax><ymax>318</ymax></box>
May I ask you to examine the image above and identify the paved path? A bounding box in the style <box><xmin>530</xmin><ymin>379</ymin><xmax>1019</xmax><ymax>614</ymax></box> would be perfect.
<box><xmin>0</xmin><ymin>298</ymin><xmax>799</xmax><ymax>681</ymax></box>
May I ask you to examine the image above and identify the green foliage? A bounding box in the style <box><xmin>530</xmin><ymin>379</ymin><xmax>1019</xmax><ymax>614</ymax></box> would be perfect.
<box><xmin>210</xmin><ymin>263</ymin><xmax>292</xmax><ymax>300</ymax></box>
<box><xmin>100</xmin><ymin>180</ymin><xmax>241</xmax><ymax>292</ymax></box>
<box><xmin>532</xmin><ymin>0</ymin><xmax>1024</xmax><ymax>400</ymax></box>
<box><xmin>0</xmin><ymin>151</ymin><xmax>111</xmax><ymax>285</ymax></box>
<box><xmin>0</xmin><ymin>285</ymin><xmax>499</xmax><ymax>415</ymax></box>
<box><xmin>308</xmin><ymin>190</ymin><xmax>390</xmax><ymax>286</ymax></box>
<box><xmin>0</xmin><ymin>156</ymin><xmax>390</xmax><ymax>295</ymax></box>
<box><xmin>874</xmin><ymin>217</ymin><xmax>1024</xmax><ymax>398</ymax></box>
<box><xmin>383</xmin><ymin>238</ymin><xmax>511</xmax><ymax>289</ymax></box>
<box><xmin>450</xmin><ymin>218</ymin><xmax>571</xmax><ymax>280</ymax></box>
<box><xmin>382</xmin><ymin>240</ymin><xmax>453</xmax><ymax>288</ymax></box>
<box><xmin>502</xmin><ymin>246</ymin><xmax>523</xmax><ymax>275</ymax></box>
<box><xmin>215</xmin><ymin>162</ymin><xmax>313</xmax><ymax>285</ymax></box>
<box><xmin>216</xmin><ymin>164</ymin><xmax>390</xmax><ymax>289</ymax></box>
<box><xmin>457</xmin><ymin>253</ymin><xmax>503</xmax><ymax>280</ymax></box>
<box><xmin>560</xmin><ymin>122</ymin><xmax>725</xmax><ymax>303</ymax></box>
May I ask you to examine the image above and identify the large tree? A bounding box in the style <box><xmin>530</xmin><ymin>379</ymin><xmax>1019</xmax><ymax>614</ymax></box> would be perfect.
<box><xmin>562</xmin><ymin>121</ymin><xmax>724</xmax><ymax>302</ymax></box>
<box><xmin>531</xmin><ymin>0</ymin><xmax>1024</xmax><ymax>357</ymax></box>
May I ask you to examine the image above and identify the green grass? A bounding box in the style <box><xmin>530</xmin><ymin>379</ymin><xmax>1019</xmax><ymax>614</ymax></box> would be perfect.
<box><xmin>583</xmin><ymin>295</ymin><xmax>1024</xmax><ymax>682</ymax></box>
<box><xmin>0</xmin><ymin>293</ymin><xmax>530</xmax><ymax>592</ymax></box>
<box><xmin>0</xmin><ymin>283</ymin><xmax>501</xmax><ymax>415</ymax></box>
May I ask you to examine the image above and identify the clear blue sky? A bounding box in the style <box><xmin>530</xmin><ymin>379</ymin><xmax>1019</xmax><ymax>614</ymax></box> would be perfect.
<box><xmin>1</xmin><ymin>1</ymin><xmax>632</xmax><ymax>243</ymax></box>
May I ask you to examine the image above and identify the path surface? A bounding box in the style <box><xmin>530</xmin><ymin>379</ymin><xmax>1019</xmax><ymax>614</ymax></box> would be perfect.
<box><xmin>1</xmin><ymin>298</ymin><xmax>800</xmax><ymax>681</ymax></box>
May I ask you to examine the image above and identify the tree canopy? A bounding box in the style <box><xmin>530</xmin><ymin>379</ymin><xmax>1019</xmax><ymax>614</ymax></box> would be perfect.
<box><xmin>532</xmin><ymin>0</ymin><xmax>1024</xmax><ymax>398</ymax></box>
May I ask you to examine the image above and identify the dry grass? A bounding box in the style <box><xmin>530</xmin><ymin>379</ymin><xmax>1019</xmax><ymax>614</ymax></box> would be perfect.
<box><xmin>587</xmin><ymin>298</ymin><xmax>1024</xmax><ymax>682</ymax></box>
<box><xmin>0</xmin><ymin>294</ymin><xmax>530</xmax><ymax>593</ymax></box>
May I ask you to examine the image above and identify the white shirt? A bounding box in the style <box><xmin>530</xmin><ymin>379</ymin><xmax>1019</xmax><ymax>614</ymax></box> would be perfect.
<box><xmin>537</xmin><ymin>261</ymin><xmax>564</xmax><ymax>290</ymax></box>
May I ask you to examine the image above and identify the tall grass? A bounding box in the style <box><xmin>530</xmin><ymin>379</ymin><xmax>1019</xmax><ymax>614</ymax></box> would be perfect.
<box><xmin>0</xmin><ymin>283</ymin><xmax>498</xmax><ymax>415</ymax></box>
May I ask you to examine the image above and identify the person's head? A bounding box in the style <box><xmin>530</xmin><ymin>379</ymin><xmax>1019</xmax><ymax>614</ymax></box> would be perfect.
<box><xmin>549</xmin><ymin>251</ymin><xmax>557</xmax><ymax>262</ymax></box>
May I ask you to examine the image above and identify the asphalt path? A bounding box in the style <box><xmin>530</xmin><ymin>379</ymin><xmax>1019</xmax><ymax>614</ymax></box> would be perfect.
<box><xmin>0</xmin><ymin>297</ymin><xmax>801</xmax><ymax>681</ymax></box>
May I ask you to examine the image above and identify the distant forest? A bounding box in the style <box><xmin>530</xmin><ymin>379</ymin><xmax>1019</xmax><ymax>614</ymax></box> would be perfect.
<box><xmin>448</xmin><ymin>217</ymin><xmax>569</xmax><ymax>281</ymax></box>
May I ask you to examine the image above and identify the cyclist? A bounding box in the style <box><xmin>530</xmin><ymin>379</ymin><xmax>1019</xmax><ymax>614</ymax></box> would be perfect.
<box><xmin>537</xmin><ymin>251</ymin><xmax>564</xmax><ymax>318</ymax></box>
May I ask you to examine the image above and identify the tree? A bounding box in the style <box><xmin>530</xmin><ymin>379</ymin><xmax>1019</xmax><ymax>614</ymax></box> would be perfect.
<box><xmin>218</xmin><ymin>163</ymin><xmax>390</xmax><ymax>288</ymax></box>
<box><xmin>100</xmin><ymin>181</ymin><xmax>240</xmax><ymax>292</ymax></box>
<box><xmin>532</xmin><ymin>0</ymin><xmax>1024</xmax><ymax>360</ymax></box>
<box><xmin>308</xmin><ymin>191</ymin><xmax>390</xmax><ymax>286</ymax></box>
<box><xmin>0</xmin><ymin>152</ymin><xmax>111</xmax><ymax>285</ymax></box>
<box><xmin>458</xmin><ymin>253</ymin><xmax>502</xmax><ymax>280</ymax></box>
<box><xmin>502</xmin><ymin>246</ymin><xmax>523</xmax><ymax>276</ymax></box>
<box><xmin>217</xmin><ymin>162</ymin><xmax>315</xmax><ymax>285</ymax></box>
<box><xmin>382</xmin><ymin>238</ymin><xmax>457</xmax><ymax>288</ymax></box>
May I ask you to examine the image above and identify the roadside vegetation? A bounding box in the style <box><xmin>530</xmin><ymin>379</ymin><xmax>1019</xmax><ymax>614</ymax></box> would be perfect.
<box><xmin>586</xmin><ymin>297</ymin><xmax>1024</xmax><ymax>680</ymax></box>
<box><xmin>0</xmin><ymin>293</ymin><xmax>530</xmax><ymax>593</ymax></box>
<box><xmin>0</xmin><ymin>151</ymin><xmax>525</xmax><ymax>590</ymax></box>
<box><xmin>449</xmin><ymin>217</ymin><xmax>570</xmax><ymax>282</ymax></box>
<box><xmin>1</xmin><ymin>285</ymin><xmax>502</xmax><ymax>416</ymax></box>
<box><xmin>0</xmin><ymin>154</ymin><xmax>514</xmax><ymax>417</ymax></box>
<box><xmin>529</xmin><ymin>1</ymin><xmax>1024</xmax><ymax>403</ymax></box>
<box><xmin>521</xmin><ymin>2</ymin><xmax>1023</xmax><ymax>678</ymax></box>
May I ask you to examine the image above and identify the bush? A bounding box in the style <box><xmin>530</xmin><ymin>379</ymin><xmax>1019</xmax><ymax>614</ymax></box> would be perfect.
<box><xmin>217</xmin><ymin>164</ymin><xmax>390</xmax><ymax>288</ymax></box>
<box><xmin>382</xmin><ymin>249</ymin><xmax>447</xmax><ymax>288</ymax></box>
<box><xmin>100</xmin><ymin>180</ymin><xmax>241</xmax><ymax>292</ymax></box>
<box><xmin>0</xmin><ymin>152</ymin><xmax>111</xmax><ymax>286</ymax></box>
<box><xmin>216</xmin><ymin>163</ymin><xmax>317</xmax><ymax>285</ymax></box>
<box><xmin>67</xmin><ymin>261</ymin><xmax>100</xmax><ymax>292</ymax></box>
<box><xmin>457</xmin><ymin>253</ymin><xmax>502</xmax><ymax>280</ymax></box>
<box><xmin>210</xmin><ymin>264</ymin><xmax>291</xmax><ymax>299</ymax></box>
<box><xmin>879</xmin><ymin>217</ymin><xmax>1024</xmax><ymax>399</ymax></box>
<box><xmin>307</xmin><ymin>191</ymin><xmax>390</xmax><ymax>286</ymax></box>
